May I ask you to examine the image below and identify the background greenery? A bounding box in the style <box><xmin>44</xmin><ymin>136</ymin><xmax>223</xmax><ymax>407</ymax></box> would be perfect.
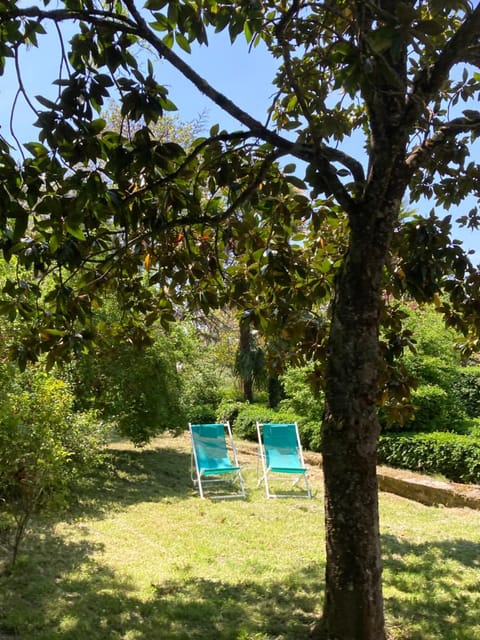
<box><xmin>2</xmin><ymin>296</ymin><xmax>480</xmax><ymax>570</ymax></box>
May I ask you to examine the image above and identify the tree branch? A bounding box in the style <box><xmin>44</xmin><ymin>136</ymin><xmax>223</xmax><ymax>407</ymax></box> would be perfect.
<box><xmin>406</xmin><ymin>4</ymin><xmax>480</xmax><ymax>120</ymax></box>
<box><xmin>122</xmin><ymin>130</ymin><xmax>256</xmax><ymax>204</ymax></box>
<box><xmin>5</xmin><ymin>2</ymin><xmax>360</xmax><ymax>210</ymax></box>
<box><xmin>405</xmin><ymin>116</ymin><xmax>480</xmax><ymax>172</ymax></box>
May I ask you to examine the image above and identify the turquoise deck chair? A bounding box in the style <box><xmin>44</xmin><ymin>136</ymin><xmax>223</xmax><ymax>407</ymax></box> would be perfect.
<box><xmin>257</xmin><ymin>422</ymin><xmax>312</xmax><ymax>498</ymax></box>
<box><xmin>189</xmin><ymin>423</ymin><xmax>246</xmax><ymax>499</ymax></box>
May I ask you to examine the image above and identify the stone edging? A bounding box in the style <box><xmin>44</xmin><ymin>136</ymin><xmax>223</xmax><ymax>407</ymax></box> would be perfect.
<box><xmin>377</xmin><ymin>467</ymin><xmax>480</xmax><ymax>510</ymax></box>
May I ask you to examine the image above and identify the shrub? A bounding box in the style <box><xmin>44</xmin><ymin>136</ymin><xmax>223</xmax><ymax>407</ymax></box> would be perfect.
<box><xmin>233</xmin><ymin>405</ymin><xmax>296</xmax><ymax>441</ymax></box>
<box><xmin>67</xmin><ymin>340</ymin><xmax>186</xmax><ymax>445</ymax></box>
<box><xmin>406</xmin><ymin>384</ymin><xmax>466</xmax><ymax>433</ymax></box>
<box><xmin>279</xmin><ymin>364</ymin><xmax>324</xmax><ymax>420</ymax></box>
<box><xmin>451</xmin><ymin>367</ymin><xmax>480</xmax><ymax>418</ymax></box>
<box><xmin>404</xmin><ymin>355</ymin><xmax>458</xmax><ymax>388</ymax></box>
<box><xmin>179</xmin><ymin>357</ymin><xmax>221</xmax><ymax>425</ymax></box>
<box><xmin>0</xmin><ymin>367</ymin><xmax>107</xmax><ymax>569</ymax></box>
<box><xmin>378</xmin><ymin>432</ymin><xmax>480</xmax><ymax>484</ymax></box>
<box><xmin>66</xmin><ymin>320</ymin><xmax>223</xmax><ymax>442</ymax></box>
<box><xmin>216</xmin><ymin>399</ymin><xmax>246</xmax><ymax>425</ymax></box>
<box><xmin>231</xmin><ymin>403</ymin><xmax>321</xmax><ymax>451</ymax></box>
<box><xmin>468</xmin><ymin>417</ymin><xmax>480</xmax><ymax>439</ymax></box>
<box><xmin>298</xmin><ymin>420</ymin><xmax>322</xmax><ymax>452</ymax></box>
<box><xmin>277</xmin><ymin>364</ymin><xmax>323</xmax><ymax>451</ymax></box>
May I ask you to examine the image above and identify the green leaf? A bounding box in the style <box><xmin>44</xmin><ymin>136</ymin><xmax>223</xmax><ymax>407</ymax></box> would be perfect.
<box><xmin>150</xmin><ymin>13</ymin><xmax>171</xmax><ymax>31</ymax></box>
<box><xmin>35</xmin><ymin>95</ymin><xmax>57</xmax><ymax>110</ymax></box>
<box><xmin>285</xmin><ymin>175</ymin><xmax>306</xmax><ymax>190</ymax></box>
<box><xmin>65</xmin><ymin>225</ymin><xmax>86</xmax><ymax>241</ymax></box>
<box><xmin>367</xmin><ymin>27</ymin><xmax>397</xmax><ymax>54</ymax></box>
<box><xmin>13</xmin><ymin>212</ymin><xmax>28</xmax><ymax>241</ymax></box>
<box><xmin>244</xmin><ymin>20</ymin><xmax>253</xmax><ymax>43</ymax></box>
<box><xmin>175</xmin><ymin>32</ymin><xmax>191</xmax><ymax>53</ymax></box>
<box><xmin>145</xmin><ymin>0</ymin><xmax>169</xmax><ymax>10</ymax></box>
<box><xmin>162</xmin><ymin>32</ymin><xmax>174</xmax><ymax>48</ymax></box>
<box><xmin>23</xmin><ymin>141</ymin><xmax>49</xmax><ymax>157</ymax></box>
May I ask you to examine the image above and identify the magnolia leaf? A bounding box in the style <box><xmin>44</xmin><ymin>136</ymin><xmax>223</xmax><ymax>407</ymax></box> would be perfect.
<box><xmin>175</xmin><ymin>32</ymin><xmax>191</xmax><ymax>53</ymax></box>
<box><xmin>65</xmin><ymin>225</ymin><xmax>86</xmax><ymax>241</ymax></box>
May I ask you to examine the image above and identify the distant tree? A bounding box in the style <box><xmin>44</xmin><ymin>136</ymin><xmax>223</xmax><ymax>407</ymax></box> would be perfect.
<box><xmin>234</xmin><ymin>315</ymin><xmax>266</xmax><ymax>403</ymax></box>
<box><xmin>103</xmin><ymin>101</ymin><xmax>205</xmax><ymax>146</ymax></box>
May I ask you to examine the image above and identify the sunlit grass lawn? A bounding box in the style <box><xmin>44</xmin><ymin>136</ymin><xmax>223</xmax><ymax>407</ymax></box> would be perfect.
<box><xmin>1</xmin><ymin>432</ymin><xmax>479</xmax><ymax>640</ymax></box>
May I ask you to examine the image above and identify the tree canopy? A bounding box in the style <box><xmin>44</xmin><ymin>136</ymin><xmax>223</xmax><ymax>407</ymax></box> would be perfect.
<box><xmin>1</xmin><ymin>1</ymin><xmax>480</xmax><ymax>638</ymax></box>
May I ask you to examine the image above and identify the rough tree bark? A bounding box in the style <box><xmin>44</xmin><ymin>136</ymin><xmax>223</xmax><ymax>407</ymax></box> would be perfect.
<box><xmin>238</xmin><ymin>318</ymin><xmax>255</xmax><ymax>403</ymax></box>
<box><xmin>314</xmin><ymin>204</ymin><xmax>398</xmax><ymax>640</ymax></box>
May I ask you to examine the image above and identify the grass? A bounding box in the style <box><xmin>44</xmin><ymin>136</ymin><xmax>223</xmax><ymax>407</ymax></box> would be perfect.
<box><xmin>0</xmin><ymin>432</ymin><xmax>479</xmax><ymax>639</ymax></box>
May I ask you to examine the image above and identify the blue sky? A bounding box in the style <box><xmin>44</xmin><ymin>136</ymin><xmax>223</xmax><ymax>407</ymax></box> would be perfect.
<box><xmin>1</xmin><ymin>27</ymin><xmax>278</xmax><ymax>143</ymax></box>
<box><xmin>1</xmin><ymin>21</ymin><xmax>479</xmax><ymax>257</ymax></box>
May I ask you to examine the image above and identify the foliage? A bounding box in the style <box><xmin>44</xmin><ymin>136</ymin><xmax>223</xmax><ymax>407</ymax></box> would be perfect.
<box><xmin>216</xmin><ymin>399</ymin><xmax>247</xmax><ymax>426</ymax></box>
<box><xmin>450</xmin><ymin>366</ymin><xmax>480</xmax><ymax>418</ymax></box>
<box><xmin>66</xmin><ymin>319</ymin><xmax>222</xmax><ymax>444</ymax></box>
<box><xmin>0</xmin><ymin>365</ymin><xmax>107</xmax><ymax>569</ymax></box>
<box><xmin>230</xmin><ymin>402</ymin><xmax>322</xmax><ymax>451</ymax></box>
<box><xmin>175</xmin><ymin>326</ymin><xmax>222</xmax><ymax>424</ymax></box>
<box><xmin>67</xmin><ymin>339</ymin><xmax>185</xmax><ymax>445</ymax></box>
<box><xmin>2</xmin><ymin>1</ymin><xmax>480</xmax><ymax>636</ymax></box>
<box><xmin>382</xmin><ymin>306</ymin><xmax>480</xmax><ymax>433</ymax></box>
<box><xmin>467</xmin><ymin>417</ymin><xmax>480</xmax><ymax>439</ymax></box>
<box><xmin>279</xmin><ymin>364</ymin><xmax>323</xmax><ymax>412</ymax></box>
<box><xmin>103</xmin><ymin>100</ymin><xmax>205</xmax><ymax>148</ymax></box>
<box><xmin>378</xmin><ymin>432</ymin><xmax>480</xmax><ymax>484</ymax></box>
<box><xmin>404</xmin><ymin>384</ymin><xmax>467</xmax><ymax>433</ymax></box>
<box><xmin>277</xmin><ymin>364</ymin><xmax>323</xmax><ymax>450</ymax></box>
<box><xmin>402</xmin><ymin>305</ymin><xmax>462</xmax><ymax>362</ymax></box>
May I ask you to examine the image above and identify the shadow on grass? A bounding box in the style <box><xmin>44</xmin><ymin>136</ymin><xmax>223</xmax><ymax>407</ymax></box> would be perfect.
<box><xmin>0</xmin><ymin>522</ymin><xmax>324</xmax><ymax>640</ymax></box>
<box><xmin>71</xmin><ymin>444</ymin><xmax>194</xmax><ymax>520</ymax></box>
<box><xmin>2</xmin><ymin>523</ymin><xmax>480</xmax><ymax>639</ymax></box>
<box><xmin>382</xmin><ymin>534</ymin><xmax>480</xmax><ymax>638</ymax></box>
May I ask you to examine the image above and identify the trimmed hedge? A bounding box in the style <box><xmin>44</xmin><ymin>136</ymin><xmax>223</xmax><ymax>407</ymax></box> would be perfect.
<box><xmin>378</xmin><ymin>432</ymin><xmax>480</xmax><ymax>484</ymax></box>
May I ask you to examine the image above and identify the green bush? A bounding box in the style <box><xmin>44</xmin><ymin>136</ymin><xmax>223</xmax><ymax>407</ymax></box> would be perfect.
<box><xmin>233</xmin><ymin>405</ymin><xmax>296</xmax><ymax>441</ymax></box>
<box><xmin>231</xmin><ymin>403</ymin><xmax>321</xmax><ymax>451</ymax></box>
<box><xmin>279</xmin><ymin>364</ymin><xmax>324</xmax><ymax>419</ymax></box>
<box><xmin>67</xmin><ymin>321</ymin><xmax>223</xmax><ymax>442</ymax></box>
<box><xmin>0</xmin><ymin>366</ymin><xmax>107</xmax><ymax>568</ymax></box>
<box><xmin>468</xmin><ymin>417</ymin><xmax>480</xmax><ymax>439</ymax></box>
<box><xmin>451</xmin><ymin>367</ymin><xmax>480</xmax><ymax>418</ymax></box>
<box><xmin>216</xmin><ymin>399</ymin><xmax>246</xmax><ymax>425</ymax></box>
<box><xmin>278</xmin><ymin>364</ymin><xmax>323</xmax><ymax>451</ymax></box>
<box><xmin>378</xmin><ymin>432</ymin><xmax>480</xmax><ymax>484</ymax></box>
<box><xmin>179</xmin><ymin>357</ymin><xmax>221</xmax><ymax>425</ymax></box>
<box><xmin>67</xmin><ymin>339</ymin><xmax>186</xmax><ymax>445</ymax></box>
<box><xmin>404</xmin><ymin>355</ymin><xmax>458</xmax><ymax>389</ymax></box>
<box><xmin>298</xmin><ymin>419</ymin><xmax>322</xmax><ymax>452</ymax></box>
<box><xmin>406</xmin><ymin>384</ymin><xmax>466</xmax><ymax>433</ymax></box>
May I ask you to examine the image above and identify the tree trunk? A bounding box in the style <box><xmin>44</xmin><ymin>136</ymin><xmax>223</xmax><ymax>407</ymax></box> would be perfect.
<box><xmin>314</xmin><ymin>212</ymin><xmax>394</xmax><ymax>640</ymax></box>
<box><xmin>268</xmin><ymin>375</ymin><xmax>284</xmax><ymax>408</ymax></box>
<box><xmin>243</xmin><ymin>376</ymin><xmax>254</xmax><ymax>404</ymax></box>
<box><xmin>237</xmin><ymin>318</ymin><xmax>254</xmax><ymax>403</ymax></box>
